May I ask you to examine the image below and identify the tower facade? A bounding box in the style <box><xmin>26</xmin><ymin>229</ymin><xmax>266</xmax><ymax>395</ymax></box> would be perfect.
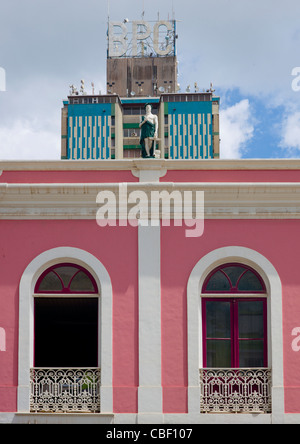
<box><xmin>61</xmin><ymin>19</ymin><xmax>220</xmax><ymax>160</ymax></box>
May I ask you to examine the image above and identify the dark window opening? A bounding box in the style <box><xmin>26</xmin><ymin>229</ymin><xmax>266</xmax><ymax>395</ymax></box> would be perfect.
<box><xmin>34</xmin><ymin>297</ymin><xmax>98</xmax><ymax>368</ymax></box>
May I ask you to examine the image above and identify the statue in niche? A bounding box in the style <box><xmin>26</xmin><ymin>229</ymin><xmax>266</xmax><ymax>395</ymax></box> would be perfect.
<box><xmin>139</xmin><ymin>103</ymin><xmax>158</xmax><ymax>158</ymax></box>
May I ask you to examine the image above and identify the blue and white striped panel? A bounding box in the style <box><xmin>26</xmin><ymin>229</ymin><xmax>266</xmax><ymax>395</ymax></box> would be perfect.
<box><xmin>68</xmin><ymin>104</ymin><xmax>112</xmax><ymax>160</ymax></box>
<box><xmin>167</xmin><ymin>100</ymin><xmax>213</xmax><ymax>159</ymax></box>
<box><xmin>168</xmin><ymin>112</ymin><xmax>213</xmax><ymax>159</ymax></box>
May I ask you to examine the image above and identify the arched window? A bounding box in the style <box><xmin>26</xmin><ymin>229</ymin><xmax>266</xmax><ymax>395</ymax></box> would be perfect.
<box><xmin>201</xmin><ymin>263</ymin><xmax>268</xmax><ymax>368</ymax></box>
<box><xmin>202</xmin><ymin>263</ymin><xmax>266</xmax><ymax>294</ymax></box>
<box><xmin>34</xmin><ymin>263</ymin><xmax>99</xmax><ymax>368</ymax></box>
<box><xmin>35</xmin><ymin>263</ymin><xmax>98</xmax><ymax>294</ymax></box>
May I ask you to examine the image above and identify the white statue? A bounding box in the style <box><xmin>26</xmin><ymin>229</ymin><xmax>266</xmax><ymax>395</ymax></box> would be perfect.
<box><xmin>139</xmin><ymin>104</ymin><xmax>158</xmax><ymax>158</ymax></box>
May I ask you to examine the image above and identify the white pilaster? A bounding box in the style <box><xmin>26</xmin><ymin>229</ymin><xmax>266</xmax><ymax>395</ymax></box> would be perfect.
<box><xmin>136</xmin><ymin>164</ymin><xmax>165</xmax><ymax>415</ymax></box>
<box><xmin>138</xmin><ymin>223</ymin><xmax>162</xmax><ymax>413</ymax></box>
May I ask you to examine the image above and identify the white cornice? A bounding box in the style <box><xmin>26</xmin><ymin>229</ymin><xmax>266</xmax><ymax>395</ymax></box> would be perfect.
<box><xmin>1</xmin><ymin>182</ymin><xmax>300</xmax><ymax>219</ymax></box>
<box><xmin>1</xmin><ymin>158</ymin><xmax>300</xmax><ymax>172</ymax></box>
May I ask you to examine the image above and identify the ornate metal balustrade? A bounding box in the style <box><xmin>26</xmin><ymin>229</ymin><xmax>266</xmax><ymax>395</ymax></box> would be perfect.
<box><xmin>200</xmin><ymin>368</ymin><xmax>272</xmax><ymax>414</ymax></box>
<box><xmin>30</xmin><ymin>368</ymin><xmax>101</xmax><ymax>413</ymax></box>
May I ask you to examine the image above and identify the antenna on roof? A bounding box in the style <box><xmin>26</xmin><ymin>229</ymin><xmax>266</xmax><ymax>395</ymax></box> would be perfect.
<box><xmin>142</xmin><ymin>0</ymin><xmax>145</xmax><ymax>18</ymax></box>
<box><xmin>80</xmin><ymin>79</ymin><xmax>85</xmax><ymax>95</ymax></box>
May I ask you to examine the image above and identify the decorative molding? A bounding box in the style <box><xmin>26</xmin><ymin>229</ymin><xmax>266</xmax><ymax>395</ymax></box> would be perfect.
<box><xmin>131</xmin><ymin>159</ymin><xmax>167</xmax><ymax>182</ymax></box>
<box><xmin>2</xmin><ymin>158</ymin><xmax>300</xmax><ymax>171</ymax></box>
<box><xmin>1</xmin><ymin>182</ymin><xmax>300</xmax><ymax>219</ymax></box>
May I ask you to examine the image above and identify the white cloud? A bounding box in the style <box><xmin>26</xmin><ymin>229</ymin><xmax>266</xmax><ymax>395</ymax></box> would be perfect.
<box><xmin>0</xmin><ymin>120</ymin><xmax>60</xmax><ymax>160</ymax></box>
<box><xmin>219</xmin><ymin>99</ymin><xmax>255</xmax><ymax>159</ymax></box>
<box><xmin>280</xmin><ymin>112</ymin><xmax>300</xmax><ymax>153</ymax></box>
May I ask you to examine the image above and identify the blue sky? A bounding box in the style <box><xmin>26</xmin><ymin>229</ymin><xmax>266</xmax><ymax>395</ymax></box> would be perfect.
<box><xmin>0</xmin><ymin>0</ymin><xmax>299</xmax><ymax>160</ymax></box>
<box><xmin>219</xmin><ymin>88</ymin><xmax>288</xmax><ymax>159</ymax></box>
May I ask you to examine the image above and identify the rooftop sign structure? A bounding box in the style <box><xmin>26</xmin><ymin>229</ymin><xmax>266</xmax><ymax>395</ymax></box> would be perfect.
<box><xmin>108</xmin><ymin>20</ymin><xmax>177</xmax><ymax>58</ymax></box>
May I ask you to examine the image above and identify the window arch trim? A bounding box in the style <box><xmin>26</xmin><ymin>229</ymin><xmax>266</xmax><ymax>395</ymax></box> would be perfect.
<box><xmin>202</xmin><ymin>262</ymin><xmax>266</xmax><ymax>294</ymax></box>
<box><xmin>34</xmin><ymin>262</ymin><xmax>98</xmax><ymax>294</ymax></box>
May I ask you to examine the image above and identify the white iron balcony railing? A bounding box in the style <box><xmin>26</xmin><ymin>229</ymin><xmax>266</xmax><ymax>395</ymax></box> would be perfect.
<box><xmin>200</xmin><ymin>368</ymin><xmax>272</xmax><ymax>414</ymax></box>
<box><xmin>30</xmin><ymin>368</ymin><xmax>101</xmax><ymax>413</ymax></box>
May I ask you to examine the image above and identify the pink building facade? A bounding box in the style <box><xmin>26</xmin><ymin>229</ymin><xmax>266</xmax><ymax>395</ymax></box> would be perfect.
<box><xmin>1</xmin><ymin>158</ymin><xmax>300</xmax><ymax>424</ymax></box>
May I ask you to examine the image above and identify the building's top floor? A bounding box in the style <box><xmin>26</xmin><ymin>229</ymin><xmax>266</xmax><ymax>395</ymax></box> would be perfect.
<box><xmin>65</xmin><ymin>92</ymin><xmax>219</xmax><ymax>106</ymax></box>
<box><xmin>61</xmin><ymin>91</ymin><xmax>221</xmax><ymax>161</ymax></box>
